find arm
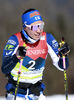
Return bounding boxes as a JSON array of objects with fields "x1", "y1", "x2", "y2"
[
  {"x1": 46, "y1": 33, "x2": 69, "y2": 71},
  {"x1": 1, "y1": 35, "x2": 19, "y2": 74}
]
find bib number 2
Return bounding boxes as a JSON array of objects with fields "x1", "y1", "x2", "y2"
[{"x1": 28, "y1": 60, "x2": 36, "y2": 70}]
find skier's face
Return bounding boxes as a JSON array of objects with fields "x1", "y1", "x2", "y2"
[{"x1": 24, "y1": 21, "x2": 44, "y2": 40}]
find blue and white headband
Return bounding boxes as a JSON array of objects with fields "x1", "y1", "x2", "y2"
[{"x1": 21, "y1": 10, "x2": 43, "y2": 28}]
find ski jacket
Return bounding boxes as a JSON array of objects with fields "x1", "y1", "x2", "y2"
[{"x1": 1, "y1": 31, "x2": 69, "y2": 84}]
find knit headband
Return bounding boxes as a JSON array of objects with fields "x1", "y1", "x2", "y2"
[{"x1": 21, "y1": 10, "x2": 43, "y2": 28}]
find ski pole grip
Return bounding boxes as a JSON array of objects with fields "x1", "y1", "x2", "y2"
[
  {"x1": 61, "y1": 37, "x2": 66, "y2": 69},
  {"x1": 63, "y1": 55, "x2": 66, "y2": 69},
  {"x1": 19, "y1": 59, "x2": 23, "y2": 72}
]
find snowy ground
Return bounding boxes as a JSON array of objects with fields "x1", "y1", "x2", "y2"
[{"x1": 0, "y1": 95, "x2": 74, "y2": 100}]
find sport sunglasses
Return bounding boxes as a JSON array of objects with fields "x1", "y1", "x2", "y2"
[{"x1": 24, "y1": 22, "x2": 44, "y2": 31}]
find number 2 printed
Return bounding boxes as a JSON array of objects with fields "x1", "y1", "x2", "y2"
[{"x1": 28, "y1": 60, "x2": 36, "y2": 70}]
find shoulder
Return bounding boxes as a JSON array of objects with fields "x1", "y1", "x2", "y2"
[
  {"x1": 6, "y1": 32, "x2": 21, "y2": 46},
  {"x1": 46, "y1": 33, "x2": 55, "y2": 45},
  {"x1": 42, "y1": 32, "x2": 53, "y2": 39},
  {"x1": 42, "y1": 32, "x2": 56, "y2": 44},
  {"x1": 46, "y1": 33, "x2": 55, "y2": 40},
  {"x1": 45, "y1": 33, "x2": 59, "y2": 55},
  {"x1": 14, "y1": 32, "x2": 21, "y2": 37}
]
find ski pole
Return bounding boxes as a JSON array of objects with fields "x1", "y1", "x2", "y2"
[
  {"x1": 14, "y1": 59, "x2": 23, "y2": 100},
  {"x1": 61, "y1": 37, "x2": 68, "y2": 100},
  {"x1": 63, "y1": 55, "x2": 68, "y2": 100}
]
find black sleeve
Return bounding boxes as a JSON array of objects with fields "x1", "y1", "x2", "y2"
[{"x1": 1, "y1": 54, "x2": 19, "y2": 74}]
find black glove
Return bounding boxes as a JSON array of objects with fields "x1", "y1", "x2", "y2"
[
  {"x1": 16, "y1": 46, "x2": 27, "y2": 58},
  {"x1": 59, "y1": 42, "x2": 70, "y2": 55}
]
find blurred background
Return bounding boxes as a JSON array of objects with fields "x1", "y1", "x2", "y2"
[{"x1": 0, "y1": 0, "x2": 74, "y2": 97}]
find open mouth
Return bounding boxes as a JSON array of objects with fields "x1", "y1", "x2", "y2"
[
  {"x1": 35, "y1": 34, "x2": 40, "y2": 36},
  {"x1": 35, "y1": 34, "x2": 41, "y2": 39},
  {"x1": 35, "y1": 32, "x2": 40, "y2": 36}
]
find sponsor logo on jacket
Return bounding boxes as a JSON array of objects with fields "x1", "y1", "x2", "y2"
[{"x1": 27, "y1": 49, "x2": 46, "y2": 55}]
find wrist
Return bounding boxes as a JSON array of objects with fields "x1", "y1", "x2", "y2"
[
  {"x1": 16, "y1": 53, "x2": 24, "y2": 59},
  {"x1": 12, "y1": 54, "x2": 20, "y2": 62}
]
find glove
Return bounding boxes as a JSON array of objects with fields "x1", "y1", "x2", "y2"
[
  {"x1": 59, "y1": 42, "x2": 70, "y2": 55},
  {"x1": 16, "y1": 46, "x2": 27, "y2": 59},
  {"x1": 58, "y1": 37, "x2": 70, "y2": 70},
  {"x1": 58, "y1": 37, "x2": 70, "y2": 56}
]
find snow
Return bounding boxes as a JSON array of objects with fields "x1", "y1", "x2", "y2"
[
  {"x1": 0, "y1": 94, "x2": 74, "y2": 100},
  {"x1": 46, "y1": 95, "x2": 74, "y2": 100}
]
